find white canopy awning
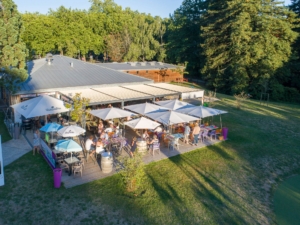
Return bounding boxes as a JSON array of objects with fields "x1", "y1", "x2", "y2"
[
  {"x1": 11, "y1": 95, "x2": 69, "y2": 119},
  {"x1": 154, "y1": 99, "x2": 195, "y2": 110},
  {"x1": 123, "y1": 84, "x2": 178, "y2": 97},
  {"x1": 59, "y1": 89, "x2": 120, "y2": 105},
  {"x1": 124, "y1": 117, "x2": 160, "y2": 130},
  {"x1": 92, "y1": 86, "x2": 153, "y2": 101},
  {"x1": 90, "y1": 107, "x2": 136, "y2": 120},
  {"x1": 176, "y1": 106, "x2": 228, "y2": 118},
  {"x1": 124, "y1": 102, "x2": 168, "y2": 115},
  {"x1": 145, "y1": 110, "x2": 198, "y2": 126}
]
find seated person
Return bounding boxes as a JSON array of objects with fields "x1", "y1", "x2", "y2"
[
  {"x1": 104, "y1": 124, "x2": 114, "y2": 133},
  {"x1": 98, "y1": 122, "x2": 104, "y2": 134},
  {"x1": 142, "y1": 130, "x2": 149, "y2": 140},
  {"x1": 114, "y1": 125, "x2": 120, "y2": 136},
  {"x1": 147, "y1": 135, "x2": 159, "y2": 149},
  {"x1": 90, "y1": 139, "x2": 105, "y2": 156},
  {"x1": 100, "y1": 131, "x2": 109, "y2": 140},
  {"x1": 85, "y1": 135, "x2": 96, "y2": 152}
]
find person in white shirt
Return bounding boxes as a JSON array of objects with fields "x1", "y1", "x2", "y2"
[
  {"x1": 85, "y1": 135, "x2": 95, "y2": 151},
  {"x1": 142, "y1": 130, "x2": 149, "y2": 140},
  {"x1": 100, "y1": 131, "x2": 109, "y2": 140}
]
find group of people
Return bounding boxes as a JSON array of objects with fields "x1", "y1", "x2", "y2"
[
  {"x1": 183, "y1": 122, "x2": 209, "y2": 146},
  {"x1": 129, "y1": 134, "x2": 159, "y2": 157},
  {"x1": 85, "y1": 135, "x2": 105, "y2": 157}
]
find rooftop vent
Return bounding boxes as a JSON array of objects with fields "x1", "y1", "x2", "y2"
[
  {"x1": 137, "y1": 62, "x2": 146, "y2": 66},
  {"x1": 70, "y1": 62, "x2": 73, "y2": 67},
  {"x1": 46, "y1": 53, "x2": 53, "y2": 65},
  {"x1": 128, "y1": 62, "x2": 137, "y2": 66},
  {"x1": 147, "y1": 61, "x2": 156, "y2": 66}
]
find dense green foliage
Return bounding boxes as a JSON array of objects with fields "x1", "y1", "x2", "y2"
[
  {"x1": 0, "y1": 0, "x2": 28, "y2": 92},
  {"x1": 13, "y1": 0, "x2": 300, "y2": 102},
  {"x1": 21, "y1": 0, "x2": 166, "y2": 62},
  {"x1": 201, "y1": 0, "x2": 298, "y2": 96}
]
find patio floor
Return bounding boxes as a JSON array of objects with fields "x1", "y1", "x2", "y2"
[{"x1": 24, "y1": 128, "x2": 221, "y2": 188}]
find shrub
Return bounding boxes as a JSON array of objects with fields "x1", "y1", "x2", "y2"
[
  {"x1": 117, "y1": 153, "x2": 145, "y2": 193},
  {"x1": 234, "y1": 91, "x2": 250, "y2": 109}
]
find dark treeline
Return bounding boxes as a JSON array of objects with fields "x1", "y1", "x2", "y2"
[{"x1": 17, "y1": 0, "x2": 300, "y2": 101}]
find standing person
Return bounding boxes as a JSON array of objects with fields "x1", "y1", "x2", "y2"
[
  {"x1": 192, "y1": 123, "x2": 201, "y2": 146},
  {"x1": 33, "y1": 130, "x2": 40, "y2": 155},
  {"x1": 184, "y1": 124, "x2": 191, "y2": 144},
  {"x1": 130, "y1": 137, "x2": 137, "y2": 157}
]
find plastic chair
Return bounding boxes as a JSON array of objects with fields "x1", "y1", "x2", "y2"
[
  {"x1": 151, "y1": 141, "x2": 160, "y2": 156},
  {"x1": 73, "y1": 165, "x2": 83, "y2": 177},
  {"x1": 60, "y1": 162, "x2": 69, "y2": 173},
  {"x1": 201, "y1": 130, "x2": 209, "y2": 142},
  {"x1": 169, "y1": 138, "x2": 180, "y2": 150},
  {"x1": 210, "y1": 130, "x2": 217, "y2": 140}
]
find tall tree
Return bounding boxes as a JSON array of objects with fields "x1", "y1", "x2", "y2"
[
  {"x1": 0, "y1": 0, "x2": 28, "y2": 92},
  {"x1": 166, "y1": 0, "x2": 207, "y2": 76},
  {"x1": 125, "y1": 14, "x2": 160, "y2": 61},
  {"x1": 201, "y1": 0, "x2": 298, "y2": 95}
]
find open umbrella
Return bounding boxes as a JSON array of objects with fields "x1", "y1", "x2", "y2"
[
  {"x1": 40, "y1": 122, "x2": 63, "y2": 140},
  {"x1": 55, "y1": 139, "x2": 82, "y2": 160},
  {"x1": 124, "y1": 102, "x2": 168, "y2": 115},
  {"x1": 124, "y1": 117, "x2": 160, "y2": 130},
  {"x1": 154, "y1": 99, "x2": 195, "y2": 110},
  {"x1": 145, "y1": 110, "x2": 198, "y2": 126},
  {"x1": 57, "y1": 125, "x2": 86, "y2": 137},
  {"x1": 90, "y1": 107, "x2": 136, "y2": 120},
  {"x1": 11, "y1": 95, "x2": 69, "y2": 119},
  {"x1": 176, "y1": 106, "x2": 228, "y2": 128}
]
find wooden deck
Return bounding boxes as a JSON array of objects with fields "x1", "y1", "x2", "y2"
[
  {"x1": 24, "y1": 127, "x2": 222, "y2": 188},
  {"x1": 60, "y1": 137, "x2": 221, "y2": 188}
]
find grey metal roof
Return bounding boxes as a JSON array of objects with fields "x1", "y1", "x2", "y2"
[
  {"x1": 98, "y1": 62, "x2": 181, "y2": 71},
  {"x1": 17, "y1": 55, "x2": 152, "y2": 94}
]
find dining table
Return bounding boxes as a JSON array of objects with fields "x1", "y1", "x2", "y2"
[
  {"x1": 203, "y1": 125, "x2": 218, "y2": 131},
  {"x1": 64, "y1": 157, "x2": 80, "y2": 176}
]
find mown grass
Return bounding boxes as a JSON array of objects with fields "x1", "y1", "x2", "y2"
[
  {"x1": 274, "y1": 175, "x2": 300, "y2": 225},
  {"x1": 0, "y1": 94, "x2": 299, "y2": 224},
  {"x1": 0, "y1": 112, "x2": 12, "y2": 143}
]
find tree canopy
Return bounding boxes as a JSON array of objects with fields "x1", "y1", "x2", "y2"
[{"x1": 0, "y1": 0, "x2": 28, "y2": 92}]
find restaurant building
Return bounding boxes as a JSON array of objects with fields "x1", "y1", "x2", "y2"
[{"x1": 2, "y1": 55, "x2": 204, "y2": 121}]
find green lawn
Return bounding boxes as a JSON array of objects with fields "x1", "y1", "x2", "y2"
[
  {"x1": 0, "y1": 112, "x2": 12, "y2": 143},
  {"x1": 274, "y1": 175, "x2": 300, "y2": 225},
  {"x1": 0, "y1": 94, "x2": 300, "y2": 224}
]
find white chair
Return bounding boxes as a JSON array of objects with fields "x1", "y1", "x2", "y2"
[
  {"x1": 60, "y1": 162, "x2": 69, "y2": 173},
  {"x1": 201, "y1": 130, "x2": 209, "y2": 142},
  {"x1": 210, "y1": 130, "x2": 217, "y2": 140},
  {"x1": 73, "y1": 165, "x2": 83, "y2": 177},
  {"x1": 151, "y1": 141, "x2": 160, "y2": 156},
  {"x1": 169, "y1": 138, "x2": 180, "y2": 151}
]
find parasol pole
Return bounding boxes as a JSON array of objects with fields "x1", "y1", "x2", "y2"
[{"x1": 220, "y1": 115, "x2": 223, "y2": 129}]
